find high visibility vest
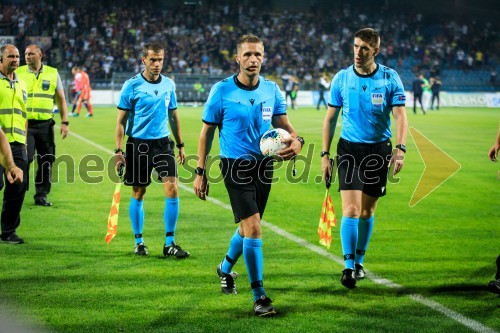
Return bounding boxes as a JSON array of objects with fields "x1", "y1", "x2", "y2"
[
  {"x1": 0, "y1": 74, "x2": 27, "y2": 143},
  {"x1": 16, "y1": 65, "x2": 58, "y2": 120}
]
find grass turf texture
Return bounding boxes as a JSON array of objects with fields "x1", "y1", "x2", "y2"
[{"x1": 0, "y1": 106, "x2": 498, "y2": 332}]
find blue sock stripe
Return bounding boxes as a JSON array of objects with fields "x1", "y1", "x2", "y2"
[
  {"x1": 344, "y1": 254, "x2": 355, "y2": 261},
  {"x1": 164, "y1": 197, "x2": 179, "y2": 245},
  {"x1": 251, "y1": 280, "x2": 264, "y2": 289},
  {"x1": 340, "y1": 216, "x2": 359, "y2": 269},
  {"x1": 356, "y1": 216, "x2": 375, "y2": 265},
  {"x1": 221, "y1": 228, "x2": 244, "y2": 273},
  {"x1": 129, "y1": 198, "x2": 144, "y2": 245},
  {"x1": 225, "y1": 255, "x2": 236, "y2": 265},
  {"x1": 243, "y1": 237, "x2": 265, "y2": 300}
]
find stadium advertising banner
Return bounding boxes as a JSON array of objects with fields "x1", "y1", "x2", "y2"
[
  {"x1": 91, "y1": 89, "x2": 500, "y2": 108},
  {"x1": 0, "y1": 35, "x2": 15, "y2": 45},
  {"x1": 25, "y1": 36, "x2": 52, "y2": 52},
  {"x1": 312, "y1": 91, "x2": 500, "y2": 108},
  {"x1": 438, "y1": 92, "x2": 500, "y2": 108}
]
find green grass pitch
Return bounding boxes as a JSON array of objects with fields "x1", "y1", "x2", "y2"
[{"x1": 0, "y1": 106, "x2": 498, "y2": 332}]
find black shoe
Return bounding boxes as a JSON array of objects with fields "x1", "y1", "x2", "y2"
[
  {"x1": 163, "y1": 242, "x2": 190, "y2": 259},
  {"x1": 487, "y1": 279, "x2": 500, "y2": 295},
  {"x1": 35, "y1": 198, "x2": 52, "y2": 206},
  {"x1": 134, "y1": 243, "x2": 148, "y2": 256},
  {"x1": 216, "y1": 262, "x2": 238, "y2": 294},
  {"x1": 253, "y1": 295, "x2": 276, "y2": 317},
  {"x1": 355, "y1": 264, "x2": 366, "y2": 279},
  {"x1": 341, "y1": 269, "x2": 357, "y2": 289},
  {"x1": 0, "y1": 232, "x2": 24, "y2": 244}
]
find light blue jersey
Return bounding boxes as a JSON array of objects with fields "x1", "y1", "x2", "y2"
[
  {"x1": 328, "y1": 63, "x2": 406, "y2": 143},
  {"x1": 117, "y1": 73, "x2": 177, "y2": 139},
  {"x1": 203, "y1": 75, "x2": 287, "y2": 159}
]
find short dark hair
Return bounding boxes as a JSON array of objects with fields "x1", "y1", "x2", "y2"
[
  {"x1": 354, "y1": 28, "x2": 380, "y2": 48},
  {"x1": 236, "y1": 34, "x2": 264, "y2": 53},
  {"x1": 142, "y1": 42, "x2": 163, "y2": 58}
]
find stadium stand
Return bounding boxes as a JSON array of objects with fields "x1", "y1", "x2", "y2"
[{"x1": 1, "y1": 0, "x2": 498, "y2": 101}]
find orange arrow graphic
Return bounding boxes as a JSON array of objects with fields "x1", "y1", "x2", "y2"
[{"x1": 409, "y1": 127, "x2": 461, "y2": 207}]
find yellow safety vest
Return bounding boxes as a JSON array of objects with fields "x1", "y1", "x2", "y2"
[
  {"x1": 0, "y1": 74, "x2": 27, "y2": 143},
  {"x1": 16, "y1": 65, "x2": 58, "y2": 120}
]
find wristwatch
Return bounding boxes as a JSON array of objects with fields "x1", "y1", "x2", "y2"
[
  {"x1": 320, "y1": 151, "x2": 330, "y2": 157},
  {"x1": 176, "y1": 142, "x2": 185, "y2": 148},
  {"x1": 114, "y1": 148, "x2": 123, "y2": 154},
  {"x1": 61, "y1": 121, "x2": 69, "y2": 126},
  {"x1": 194, "y1": 167, "x2": 205, "y2": 176},
  {"x1": 295, "y1": 136, "x2": 305, "y2": 147},
  {"x1": 396, "y1": 144, "x2": 406, "y2": 153}
]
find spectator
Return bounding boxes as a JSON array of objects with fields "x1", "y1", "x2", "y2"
[
  {"x1": 412, "y1": 73, "x2": 426, "y2": 115},
  {"x1": 430, "y1": 76, "x2": 442, "y2": 110},
  {"x1": 2, "y1": 1, "x2": 498, "y2": 81},
  {"x1": 316, "y1": 72, "x2": 329, "y2": 110}
]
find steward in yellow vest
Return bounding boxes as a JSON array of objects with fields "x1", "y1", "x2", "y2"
[
  {"x1": 15, "y1": 44, "x2": 69, "y2": 207},
  {"x1": 0, "y1": 44, "x2": 29, "y2": 244},
  {"x1": 0, "y1": 69, "x2": 27, "y2": 143},
  {"x1": 17, "y1": 64, "x2": 58, "y2": 121}
]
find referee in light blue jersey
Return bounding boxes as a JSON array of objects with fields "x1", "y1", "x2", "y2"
[
  {"x1": 114, "y1": 42, "x2": 189, "y2": 259},
  {"x1": 321, "y1": 28, "x2": 408, "y2": 289},
  {"x1": 193, "y1": 34, "x2": 304, "y2": 317}
]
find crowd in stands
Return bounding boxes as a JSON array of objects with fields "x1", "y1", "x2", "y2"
[{"x1": 0, "y1": 0, "x2": 498, "y2": 88}]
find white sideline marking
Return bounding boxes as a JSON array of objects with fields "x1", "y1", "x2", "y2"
[
  {"x1": 409, "y1": 294, "x2": 497, "y2": 333},
  {"x1": 69, "y1": 129, "x2": 497, "y2": 333}
]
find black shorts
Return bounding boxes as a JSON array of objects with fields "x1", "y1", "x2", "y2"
[
  {"x1": 124, "y1": 136, "x2": 177, "y2": 187},
  {"x1": 220, "y1": 157, "x2": 274, "y2": 223},
  {"x1": 336, "y1": 138, "x2": 392, "y2": 197}
]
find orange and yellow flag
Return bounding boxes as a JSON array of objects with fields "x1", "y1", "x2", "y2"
[
  {"x1": 318, "y1": 189, "x2": 337, "y2": 248},
  {"x1": 105, "y1": 182, "x2": 122, "y2": 244}
]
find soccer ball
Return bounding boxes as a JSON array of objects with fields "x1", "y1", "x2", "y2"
[{"x1": 259, "y1": 128, "x2": 291, "y2": 157}]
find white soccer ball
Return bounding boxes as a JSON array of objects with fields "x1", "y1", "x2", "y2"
[{"x1": 259, "y1": 128, "x2": 291, "y2": 157}]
